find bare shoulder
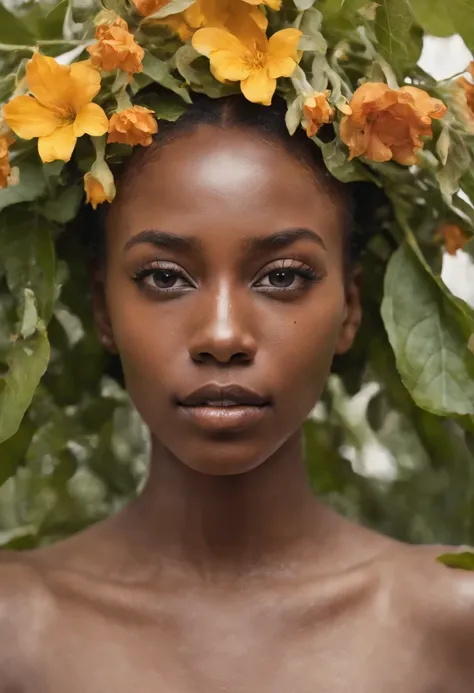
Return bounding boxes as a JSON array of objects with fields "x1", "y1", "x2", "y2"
[
  {"x1": 389, "y1": 542, "x2": 474, "y2": 675},
  {"x1": 0, "y1": 550, "x2": 56, "y2": 676}
]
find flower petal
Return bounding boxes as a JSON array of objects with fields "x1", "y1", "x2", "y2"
[
  {"x1": 26, "y1": 53, "x2": 72, "y2": 112},
  {"x1": 268, "y1": 56, "x2": 297, "y2": 79},
  {"x1": 241, "y1": 69, "x2": 276, "y2": 106},
  {"x1": 210, "y1": 50, "x2": 251, "y2": 81},
  {"x1": 192, "y1": 27, "x2": 245, "y2": 58},
  {"x1": 364, "y1": 130, "x2": 393, "y2": 162},
  {"x1": 3, "y1": 95, "x2": 62, "y2": 139},
  {"x1": 38, "y1": 124, "x2": 77, "y2": 163},
  {"x1": 74, "y1": 102, "x2": 108, "y2": 137},
  {"x1": 70, "y1": 60, "x2": 102, "y2": 112},
  {"x1": 268, "y1": 28, "x2": 301, "y2": 61},
  {"x1": 399, "y1": 85, "x2": 447, "y2": 119}
]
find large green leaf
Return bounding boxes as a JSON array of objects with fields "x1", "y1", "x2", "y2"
[
  {"x1": 409, "y1": 0, "x2": 455, "y2": 37},
  {"x1": 381, "y1": 243, "x2": 474, "y2": 417},
  {"x1": 0, "y1": 162, "x2": 47, "y2": 214},
  {"x1": 0, "y1": 209, "x2": 56, "y2": 323},
  {"x1": 0, "y1": 314, "x2": 50, "y2": 445},
  {"x1": 375, "y1": 0, "x2": 422, "y2": 69},
  {"x1": 449, "y1": 0, "x2": 474, "y2": 52}
]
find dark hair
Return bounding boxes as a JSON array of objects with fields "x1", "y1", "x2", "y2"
[{"x1": 80, "y1": 93, "x2": 388, "y2": 280}]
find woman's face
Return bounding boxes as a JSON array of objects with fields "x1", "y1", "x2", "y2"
[{"x1": 97, "y1": 126, "x2": 361, "y2": 475}]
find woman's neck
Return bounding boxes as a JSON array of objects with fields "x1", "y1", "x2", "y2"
[{"x1": 122, "y1": 431, "x2": 342, "y2": 579}]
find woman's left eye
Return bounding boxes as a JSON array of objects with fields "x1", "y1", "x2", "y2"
[
  {"x1": 255, "y1": 264, "x2": 318, "y2": 291},
  {"x1": 133, "y1": 265, "x2": 192, "y2": 293}
]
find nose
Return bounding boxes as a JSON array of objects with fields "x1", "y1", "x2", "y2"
[{"x1": 188, "y1": 281, "x2": 257, "y2": 366}]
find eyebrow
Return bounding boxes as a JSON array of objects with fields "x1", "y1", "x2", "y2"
[
  {"x1": 123, "y1": 227, "x2": 326, "y2": 254},
  {"x1": 244, "y1": 227, "x2": 327, "y2": 253},
  {"x1": 124, "y1": 230, "x2": 202, "y2": 253}
]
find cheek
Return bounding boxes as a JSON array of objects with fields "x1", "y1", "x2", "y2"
[
  {"x1": 104, "y1": 276, "x2": 174, "y2": 388},
  {"x1": 270, "y1": 282, "x2": 346, "y2": 404}
]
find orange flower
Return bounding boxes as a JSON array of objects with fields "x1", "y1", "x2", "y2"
[
  {"x1": 457, "y1": 63, "x2": 474, "y2": 116},
  {"x1": 3, "y1": 53, "x2": 108, "y2": 163},
  {"x1": 108, "y1": 105, "x2": 158, "y2": 146},
  {"x1": 84, "y1": 172, "x2": 115, "y2": 209},
  {"x1": 436, "y1": 224, "x2": 470, "y2": 256},
  {"x1": 302, "y1": 91, "x2": 335, "y2": 138},
  {"x1": 0, "y1": 133, "x2": 14, "y2": 189},
  {"x1": 88, "y1": 16, "x2": 144, "y2": 75},
  {"x1": 132, "y1": 0, "x2": 169, "y2": 17},
  {"x1": 340, "y1": 83, "x2": 447, "y2": 165}
]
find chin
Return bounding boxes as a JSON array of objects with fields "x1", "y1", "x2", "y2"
[{"x1": 172, "y1": 437, "x2": 281, "y2": 476}]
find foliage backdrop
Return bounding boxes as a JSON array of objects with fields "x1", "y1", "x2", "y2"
[{"x1": 0, "y1": 0, "x2": 474, "y2": 550}]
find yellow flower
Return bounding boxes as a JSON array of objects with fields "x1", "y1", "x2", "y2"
[
  {"x1": 157, "y1": 0, "x2": 267, "y2": 40},
  {"x1": 84, "y1": 172, "x2": 114, "y2": 209},
  {"x1": 0, "y1": 133, "x2": 14, "y2": 189},
  {"x1": 340, "y1": 82, "x2": 446, "y2": 165},
  {"x1": 302, "y1": 91, "x2": 335, "y2": 138},
  {"x1": 3, "y1": 53, "x2": 108, "y2": 163},
  {"x1": 192, "y1": 26, "x2": 302, "y2": 106},
  {"x1": 108, "y1": 105, "x2": 158, "y2": 146},
  {"x1": 241, "y1": 0, "x2": 281, "y2": 9},
  {"x1": 87, "y1": 16, "x2": 144, "y2": 75},
  {"x1": 435, "y1": 223, "x2": 470, "y2": 256}
]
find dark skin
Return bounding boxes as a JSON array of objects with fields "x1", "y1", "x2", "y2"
[{"x1": 1, "y1": 126, "x2": 474, "y2": 692}]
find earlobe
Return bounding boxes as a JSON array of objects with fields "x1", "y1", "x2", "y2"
[{"x1": 90, "y1": 266, "x2": 118, "y2": 354}]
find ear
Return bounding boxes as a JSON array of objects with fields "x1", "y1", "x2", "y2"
[
  {"x1": 90, "y1": 266, "x2": 118, "y2": 354},
  {"x1": 334, "y1": 268, "x2": 362, "y2": 356}
]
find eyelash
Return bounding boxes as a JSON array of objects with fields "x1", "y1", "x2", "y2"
[{"x1": 132, "y1": 259, "x2": 321, "y2": 295}]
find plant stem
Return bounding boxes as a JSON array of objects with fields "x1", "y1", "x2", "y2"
[{"x1": 0, "y1": 40, "x2": 88, "y2": 52}]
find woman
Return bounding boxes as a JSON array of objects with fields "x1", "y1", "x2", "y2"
[
  {"x1": 1, "y1": 0, "x2": 474, "y2": 687},
  {"x1": 1, "y1": 91, "x2": 474, "y2": 692}
]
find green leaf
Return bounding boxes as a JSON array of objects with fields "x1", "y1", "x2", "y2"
[
  {"x1": 0, "y1": 74, "x2": 16, "y2": 103},
  {"x1": 448, "y1": 0, "x2": 474, "y2": 52},
  {"x1": 437, "y1": 551, "x2": 474, "y2": 570},
  {"x1": 0, "y1": 162, "x2": 47, "y2": 213},
  {"x1": 381, "y1": 243, "x2": 474, "y2": 417},
  {"x1": 375, "y1": 0, "x2": 421, "y2": 68},
  {"x1": 39, "y1": 0, "x2": 69, "y2": 40},
  {"x1": 437, "y1": 130, "x2": 471, "y2": 204},
  {"x1": 0, "y1": 209, "x2": 56, "y2": 324},
  {"x1": 40, "y1": 185, "x2": 83, "y2": 224},
  {"x1": 146, "y1": 0, "x2": 194, "y2": 19},
  {"x1": 285, "y1": 96, "x2": 304, "y2": 136},
  {"x1": 137, "y1": 91, "x2": 187, "y2": 122},
  {"x1": 0, "y1": 3, "x2": 34, "y2": 44},
  {"x1": 294, "y1": 0, "x2": 317, "y2": 11},
  {"x1": 317, "y1": 138, "x2": 376, "y2": 183},
  {"x1": 436, "y1": 126, "x2": 450, "y2": 167},
  {"x1": 0, "y1": 418, "x2": 35, "y2": 486},
  {"x1": 0, "y1": 325, "x2": 50, "y2": 445},
  {"x1": 409, "y1": 0, "x2": 455, "y2": 37},
  {"x1": 142, "y1": 50, "x2": 192, "y2": 104},
  {"x1": 321, "y1": 0, "x2": 368, "y2": 17}
]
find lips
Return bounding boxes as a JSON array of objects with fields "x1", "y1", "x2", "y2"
[
  {"x1": 176, "y1": 384, "x2": 271, "y2": 432},
  {"x1": 178, "y1": 384, "x2": 270, "y2": 408}
]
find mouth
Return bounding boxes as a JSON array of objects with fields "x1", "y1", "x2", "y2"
[{"x1": 176, "y1": 384, "x2": 271, "y2": 432}]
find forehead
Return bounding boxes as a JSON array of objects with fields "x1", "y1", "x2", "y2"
[{"x1": 107, "y1": 127, "x2": 344, "y2": 252}]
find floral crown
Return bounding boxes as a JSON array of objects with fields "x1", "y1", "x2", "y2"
[{"x1": 0, "y1": 0, "x2": 473, "y2": 453}]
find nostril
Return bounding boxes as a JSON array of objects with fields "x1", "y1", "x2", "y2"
[{"x1": 192, "y1": 351, "x2": 253, "y2": 365}]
